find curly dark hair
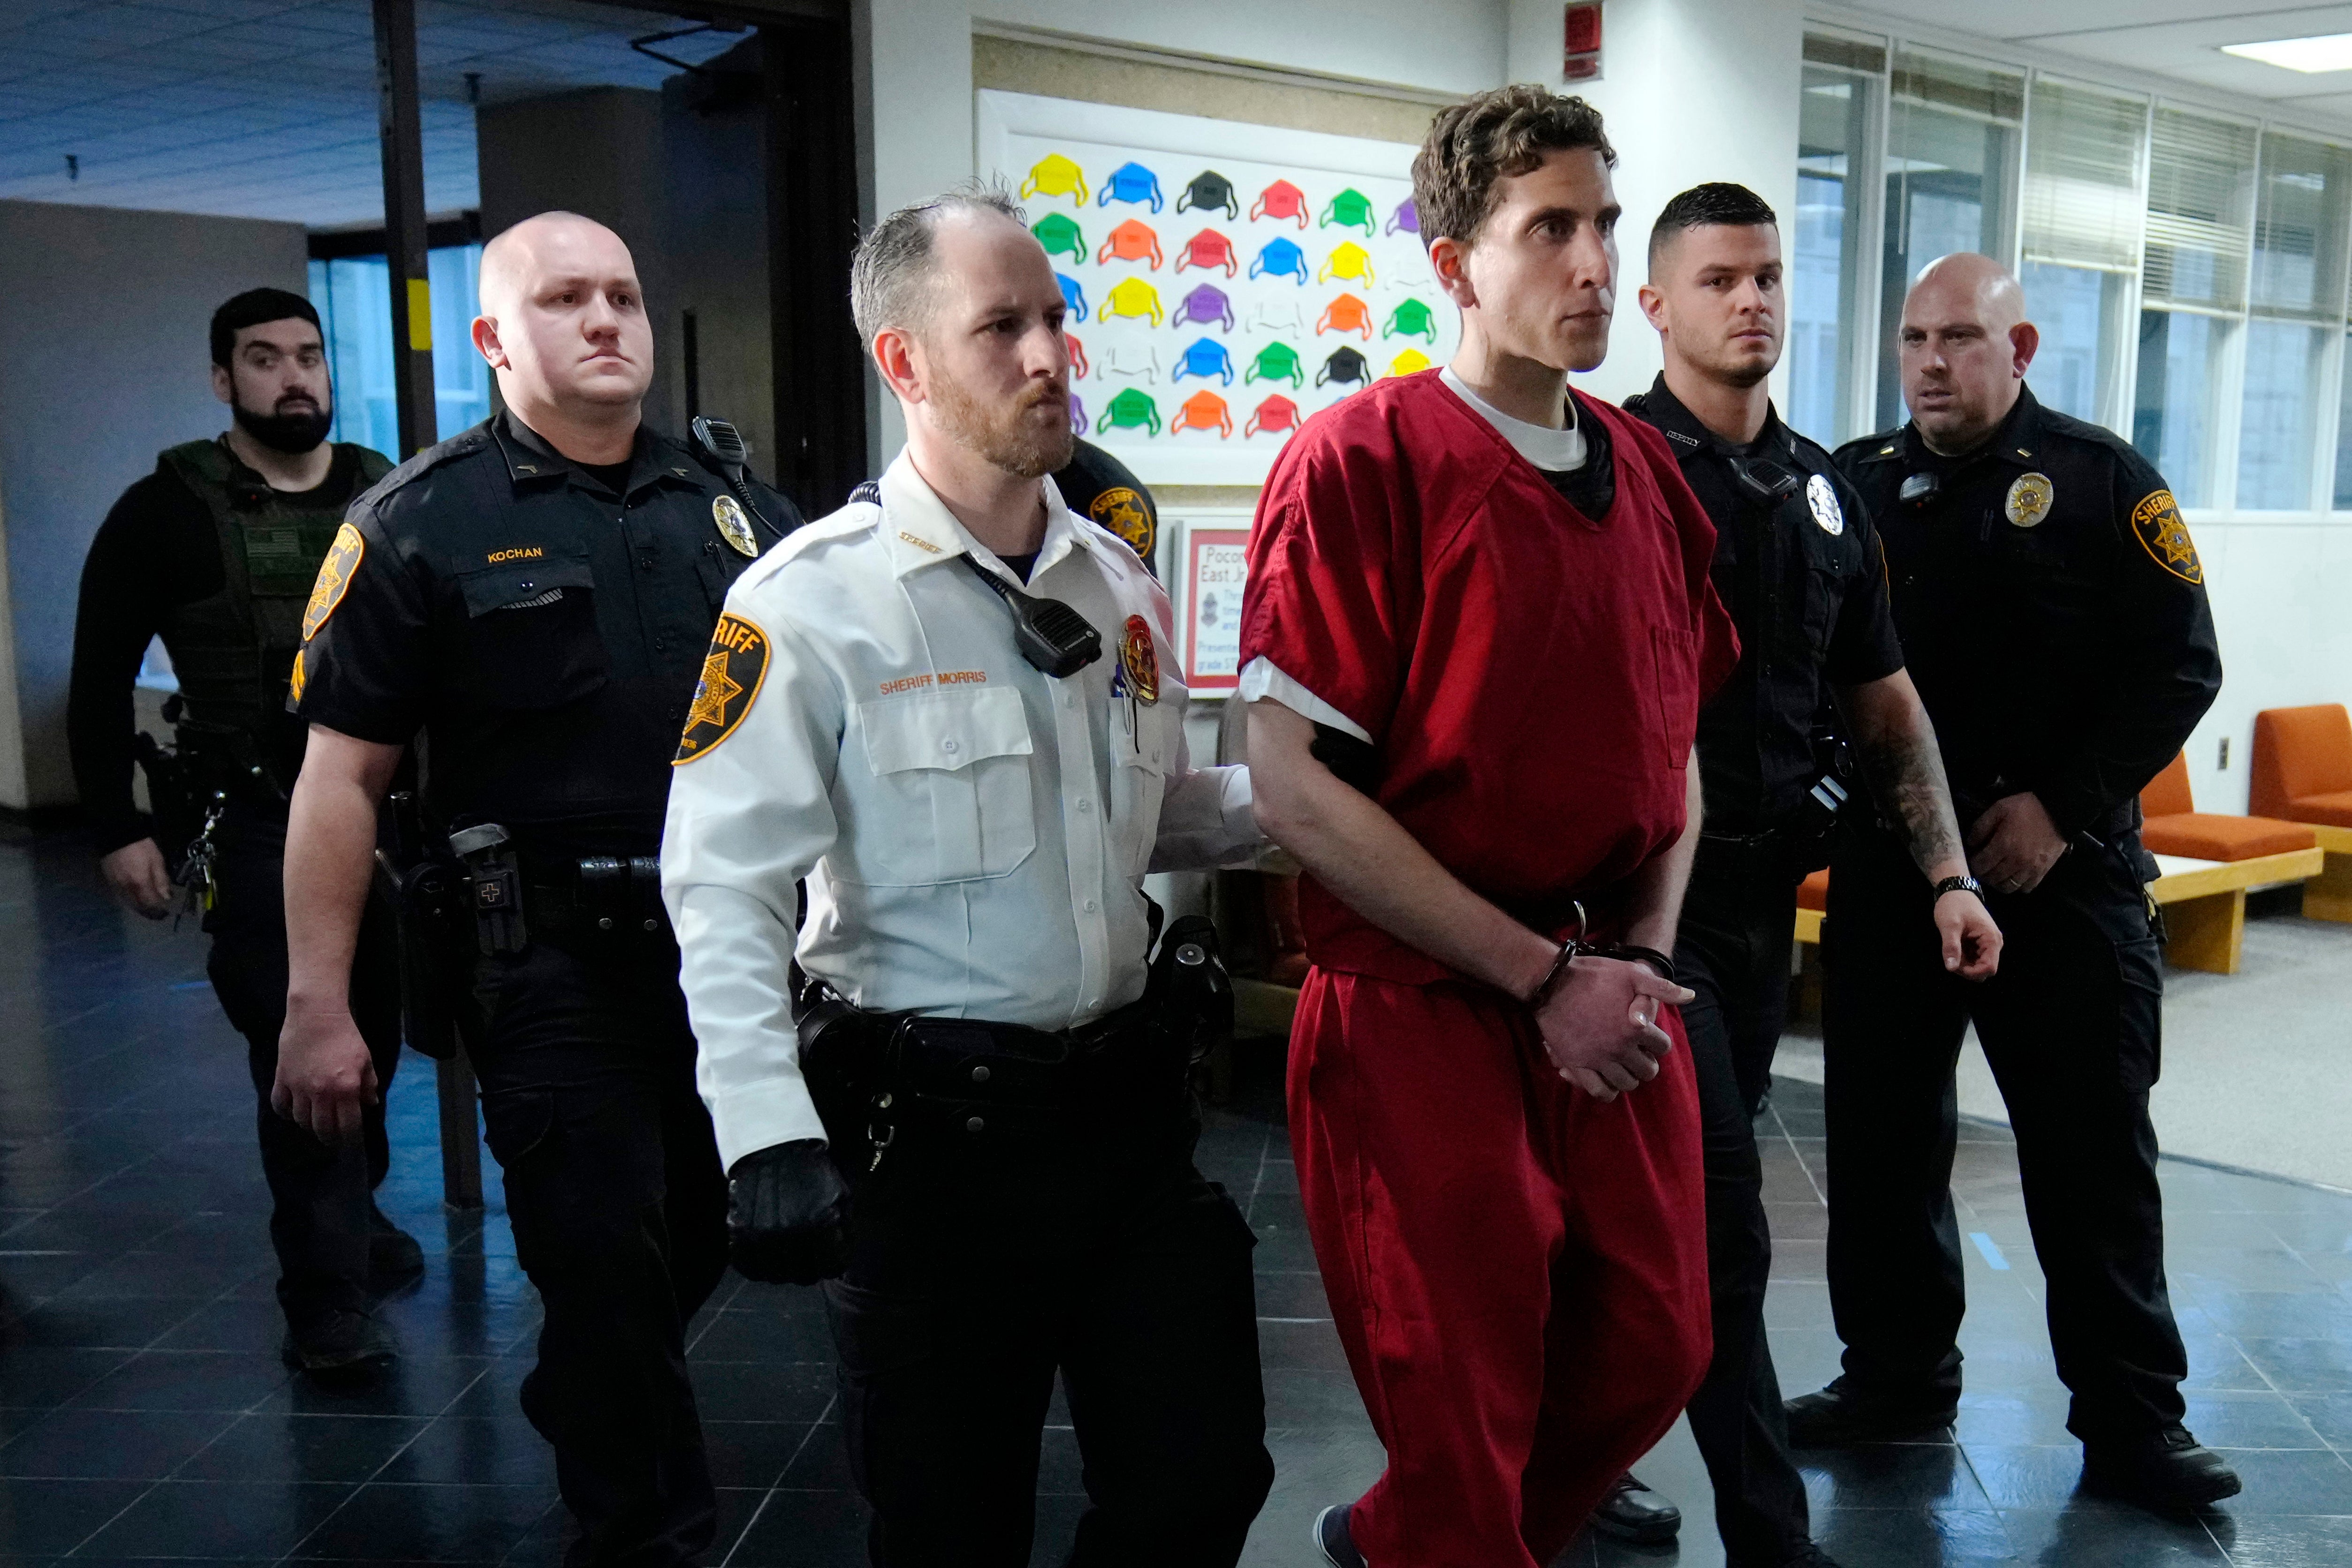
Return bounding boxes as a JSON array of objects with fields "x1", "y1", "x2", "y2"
[{"x1": 1411, "y1": 85, "x2": 1616, "y2": 248}]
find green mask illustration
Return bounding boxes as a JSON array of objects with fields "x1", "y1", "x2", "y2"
[
  {"x1": 1321, "y1": 188, "x2": 1376, "y2": 234},
  {"x1": 1032, "y1": 212, "x2": 1086, "y2": 262},
  {"x1": 1384, "y1": 297, "x2": 1437, "y2": 341},
  {"x1": 1104, "y1": 388, "x2": 1163, "y2": 434},
  {"x1": 1246, "y1": 341, "x2": 1305, "y2": 388}
]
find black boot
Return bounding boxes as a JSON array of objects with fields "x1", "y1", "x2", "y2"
[
  {"x1": 1591, "y1": 1472, "x2": 1682, "y2": 1544},
  {"x1": 368, "y1": 1204, "x2": 425, "y2": 1295},
  {"x1": 282, "y1": 1308, "x2": 395, "y2": 1379},
  {"x1": 1785, "y1": 1376, "x2": 1957, "y2": 1447},
  {"x1": 2081, "y1": 1425, "x2": 2241, "y2": 1511}
]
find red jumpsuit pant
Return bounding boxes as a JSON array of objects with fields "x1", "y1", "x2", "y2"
[{"x1": 1289, "y1": 968, "x2": 1712, "y2": 1568}]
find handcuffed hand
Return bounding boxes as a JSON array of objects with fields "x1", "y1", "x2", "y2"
[
  {"x1": 1533, "y1": 955, "x2": 1694, "y2": 1102},
  {"x1": 726, "y1": 1140, "x2": 852, "y2": 1285}
]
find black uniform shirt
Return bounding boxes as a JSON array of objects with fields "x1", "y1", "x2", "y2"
[
  {"x1": 68, "y1": 445, "x2": 370, "y2": 855},
  {"x1": 1626, "y1": 377, "x2": 1904, "y2": 833},
  {"x1": 1051, "y1": 438, "x2": 1161, "y2": 570},
  {"x1": 1834, "y1": 386, "x2": 2222, "y2": 839},
  {"x1": 293, "y1": 410, "x2": 800, "y2": 856}
]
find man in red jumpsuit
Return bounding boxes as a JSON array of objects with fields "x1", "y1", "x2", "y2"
[{"x1": 1241, "y1": 86, "x2": 1738, "y2": 1568}]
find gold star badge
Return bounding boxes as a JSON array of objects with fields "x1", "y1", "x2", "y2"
[
  {"x1": 675, "y1": 613, "x2": 770, "y2": 762},
  {"x1": 687, "y1": 651, "x2": 741, "y2": 731}
]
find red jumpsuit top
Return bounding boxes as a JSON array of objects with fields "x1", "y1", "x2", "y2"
[{"x1": 1240, "y1": 371, "x2": 1738, "y2": 985}]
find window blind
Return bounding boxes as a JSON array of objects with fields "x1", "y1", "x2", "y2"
[
  {"x1": 2143, "y1": 107, "x2": 2256, "y2": 311},
  {"x1": 2022, "y1": 78, "x2": 2147, "y2": 274},
  {"x1": 1891, "y1": 48, "x2": 2023, "y2": 127},
  {"x1": 2249, "y1": 132, "x2": 2352, "y2": 321}
]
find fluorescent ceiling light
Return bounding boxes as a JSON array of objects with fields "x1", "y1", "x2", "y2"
[{"x1": 2223, "y1": 33, "x2": 2352, "y2": 73}]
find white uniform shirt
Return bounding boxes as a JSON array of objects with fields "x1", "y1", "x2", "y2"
[{"x1": 661, "y1": 453, "x2": 1261, "y2": 1169}]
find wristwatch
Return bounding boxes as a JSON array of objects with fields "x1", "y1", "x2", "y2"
[{"x1": 1932, "y1": 874, "x2": 1986, "y2": 901}]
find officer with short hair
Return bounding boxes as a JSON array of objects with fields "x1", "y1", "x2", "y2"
[
  {"x1": 660, "y1": 186, "x2": 1273, "y2": 1564},
  {"x1": 67, "y1": 287, "x2": 416, "y2": 1378},
  {"x1": 1793, "y1": 251, "x2": 2233, "y2": 1511},
  {"x1": 274, "y1": 212, "x2": 800, "y2": 1562},
  {"x1": 1620, "y1": 184, "x2": 2000, "y2": 1568}
]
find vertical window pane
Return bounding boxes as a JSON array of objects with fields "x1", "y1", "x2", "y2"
[
  {"x1": 2238, "y1": 319, "x2": 2326, "y2": 508},
  {"x1": 1793, "y1": 61, "x2": 1876, "y2": 443},
  {"x1": 311, "y1": 244, "x2": 487, "y2": 459},
  {"x1": 2024, "y1": 262, "x2": 2131, "y2": 426},
  {"x1": 2141, "y1": 108, "x2": 2256, "y2": 313},
  {"x1": 1876, "y1": 50, "x2": 2023, "y2": 431},
  {"x1": 2244, "y1": 135, "x2": 2351, "y2": 511},
  {"x1": 2333, "y1": 331, "x2": 2352, "y2": 507},
  {"x1": 2021, "y1": 78, "x2": 2147, "y2": 431},
  {"x1": 2133, "y1": 310, "x2": 2231, "y2": 508}
]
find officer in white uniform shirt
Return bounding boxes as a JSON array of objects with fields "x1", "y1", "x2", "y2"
[{"x1": 660, "y1": 187, "x2": 1274, "y2": 1566}]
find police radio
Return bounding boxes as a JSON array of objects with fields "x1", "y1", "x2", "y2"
[
  {"x1": 961, "y1": 556, "x2": 1103, "y2": 679},
  {"x1": 690, "y1": 416, "x2": 781, "y2": 540}
]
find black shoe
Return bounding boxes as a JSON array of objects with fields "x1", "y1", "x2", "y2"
[
  {"x1": 367, "y1": 1206, "x2": 425, "y2": 1295},
  {"x1": 2081, "y1": 1425, "x2": 2242, "y2": 1511},
  {"x1": 1591, "y1": 1472, "x2": 1681, "y2": 1545},
  {"x1": 1312, "y1": 1502, "x2": 1366, "y2": 1568},
  {"x1": 1785, "y1": 1377, "x2": 1957, "y2": 1447},
  {"x1": 281, "y1": 1308, "x2": 395, "y2": 1379}
]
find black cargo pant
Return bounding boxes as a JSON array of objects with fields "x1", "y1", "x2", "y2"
[
  {"x1": 203, "y1": 810, "x2": 405, "y2": 1329},
  {"x1": 1821, "y1": 823, "x2": 2188, "y2": 1443},
  {"x1": 825, "y1": 1114, "x2": 1273, "y2": 1567},
  {"x1": 1673, "y1": 834, "x2": 1814, "y2": 1566},
  {"x1": 470, "y1": 930, "x2": 731, "y2": 1566}
]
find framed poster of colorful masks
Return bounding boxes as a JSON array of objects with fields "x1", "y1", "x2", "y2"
[{"x1": 979, "y1": 90, "x2": 1455, "y2": 485}]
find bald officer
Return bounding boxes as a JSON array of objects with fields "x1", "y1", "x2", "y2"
[
  {"x1": 1794, "y1": 254, "x2": 2231, "y2": 1512},
  {"x1": 276, "y1": 211, "x2": 801, "y2": 1562}
]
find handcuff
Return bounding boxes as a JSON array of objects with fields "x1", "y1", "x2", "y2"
[{"x1": 1525, "y1": 901, "x2": 1679, "y2": 1009}]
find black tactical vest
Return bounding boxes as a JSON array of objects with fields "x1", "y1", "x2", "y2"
[{"x1": 153, "y1": 438, "x2": 390, "y2": 780}]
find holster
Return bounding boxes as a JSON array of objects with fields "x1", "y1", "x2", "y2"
[
  {"x1": 372, "y1": 792, "x2": 469, "y2": 1061},
  {"x1": 133, "y1": 732, "x2": 202, "y2": 877}
]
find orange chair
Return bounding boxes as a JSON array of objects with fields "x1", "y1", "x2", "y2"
[
  {"x1": 2138, "y1": 752, "x2": 2317, "y2": 861},
  {"x1": 2250, "y1": 704, "x2": 2352, "y2": 922},
  {"x1": 2136, "y1": 751, "x2": 2325, "y2": 972},
  {"x1": 1794, "y1": 867, "x2": 1829, "y2": 947}
]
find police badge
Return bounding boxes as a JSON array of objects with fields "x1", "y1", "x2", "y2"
[
  {"x1": 1806, "y1": 473, "x2": 1844, "y2": 537},
  {"x1": 712, "y1": 493, "x2": 759, "y2": 558},
  {"x1": 2005, "y1": 472, "x2": 2054, "y2": 529}
]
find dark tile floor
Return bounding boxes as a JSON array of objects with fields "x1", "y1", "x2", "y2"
[{"x1": 1, "y1": 817, "x2": 2349, "y2": 1564}]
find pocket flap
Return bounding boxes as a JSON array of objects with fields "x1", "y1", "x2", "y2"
[
  {"x1": 860, "y1": 686, "x2": 1033, "y2": 775},
  {"x1": 458, "y1": 555, "x2": 595, "y2": 617}
]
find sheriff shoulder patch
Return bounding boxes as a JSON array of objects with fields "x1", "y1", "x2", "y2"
[
  {"x1": 302, "y1": 522, "x2": 364, "y2": 641},
  {"x1": 2131, "y1": 489, "x2": 2202, "y2": 584},
  {"x1": 675, "y1": 613, "x2": 771, "y2": 764},
  {"x1": 1088, "y1": 485, "x2": 1155, "y2": 560}
]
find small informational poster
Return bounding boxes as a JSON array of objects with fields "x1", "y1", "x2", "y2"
[{"x1": 1184, "y1": 527, "x2": 1250, "y2": 691}]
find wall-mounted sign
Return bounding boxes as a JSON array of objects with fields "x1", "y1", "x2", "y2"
[{"x1": 1182, "y1": 525, "x2": 1251, "y2": 691}]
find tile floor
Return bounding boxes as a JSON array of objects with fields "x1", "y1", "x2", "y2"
[{"x1": 1, "y1": 819, "x2": 2349, "y2": 1565}]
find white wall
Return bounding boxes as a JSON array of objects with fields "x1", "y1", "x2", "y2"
[
  {"x1": 0, "y1": 200, "x2": 309, "y2": 811},
  {"x1": 1508, "y1": 0, "x2": 1807, "y2": 408}
]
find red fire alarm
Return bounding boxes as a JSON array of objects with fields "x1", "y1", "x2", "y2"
[{"x1": 1565, "y1": 2, "x2": 1602, "y2": 81}]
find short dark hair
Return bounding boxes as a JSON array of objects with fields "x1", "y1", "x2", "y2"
[
  {"x1": 1647, "y1": 182, "x2": 1778, "y2": 273},
  {"x1": 211, "y1": 288, "x2": 322, "y2": 368},
  {"x1": 1411, "y1": 85, "x2": 1616, "y2": 248}
]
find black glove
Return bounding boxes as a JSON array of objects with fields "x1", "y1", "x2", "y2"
[{"x1": 725, "y1": 1139, "x2": 851, "y2": 1285}]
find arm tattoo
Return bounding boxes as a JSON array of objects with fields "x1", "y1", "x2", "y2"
[{"x1": 1856, "y1": 720, "x2": 1964, "y2": 873}]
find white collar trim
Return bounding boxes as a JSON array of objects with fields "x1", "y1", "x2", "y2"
[{"x1": 1440, "y1": 367, "x2": 1588, "y2": 473}]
